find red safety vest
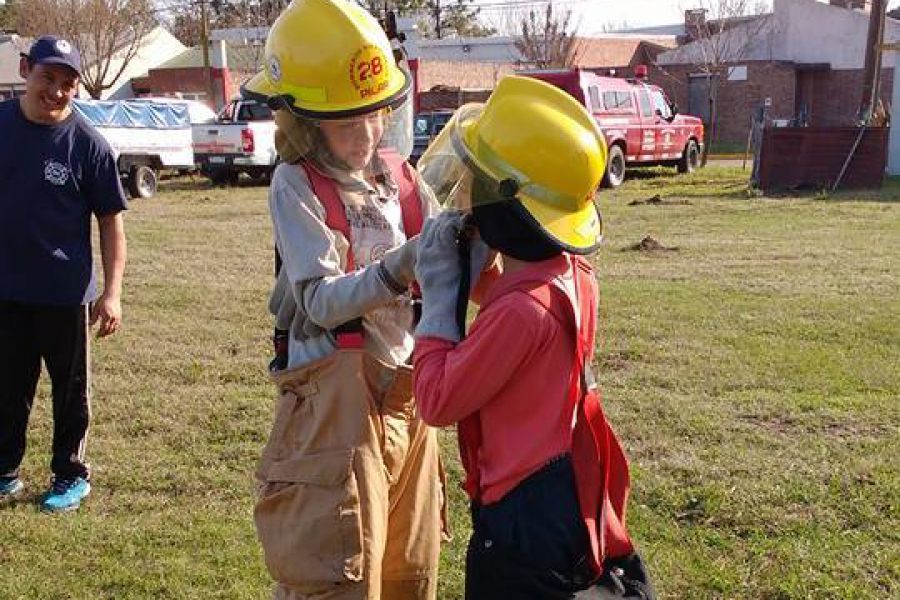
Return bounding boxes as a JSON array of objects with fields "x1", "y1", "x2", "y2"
[
  {"x1": 457, "y1": 255, "x2": 634, "y2": 576},
  {"x1": 297, "y1": 150, "x2": 424, "y2": 349},
  {"x1": 299, "y1": 150, "x2": 424, "y2": 272}
]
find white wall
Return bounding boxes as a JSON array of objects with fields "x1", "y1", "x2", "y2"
[
  {"x1": 414, "y1": 36, "x2": 521, "y2": 62},
  {"x1": 779, "y1": 0, "x2": 900, "y2": 68},
  {"x1": 657, "y1": 0, "x2": 900, "y2": 69},
  {"x1": 656, "y1": 14, "x2": 778, "y2": 65}
]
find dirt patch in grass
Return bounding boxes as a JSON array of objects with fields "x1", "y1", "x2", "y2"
[
  {"x1": 598, "y1": 350, "x2": 634, "y2": 371},
  {"x1": 738, "y1": 413, "x2": 890, "y2": 439},
  {"x1": 628, "y1": 194, "x2": 693, "y2": 206},
  {"x1": 623, "y1": 236, "x2": 680, "y2": 252}
]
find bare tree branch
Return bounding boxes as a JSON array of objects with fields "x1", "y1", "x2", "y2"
[
  {"x1": 17, "y1": 0, "x2": 157, "y2": 98},
  {"x1": 514, "y1": 1, "x2": 580, "y2": 69},
  {"x1": 658, "y1": 0, "x2": 774, "y2": 163}
]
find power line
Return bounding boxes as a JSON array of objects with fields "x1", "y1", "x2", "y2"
[{"x1": 472, "y1": 0, "x2": 596, "y2": 8}]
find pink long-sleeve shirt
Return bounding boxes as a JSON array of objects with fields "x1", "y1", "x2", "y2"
[{"x1": 414, "y1": 255, "x2": 579, "y2": 504}]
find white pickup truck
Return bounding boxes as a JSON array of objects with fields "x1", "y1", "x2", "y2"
[
  {"x1": 73, "y1": 99, "x2": 195, "y2": 198},
  {"x1": 194, "y1": 98, "x2": 278, "y2": 184}
]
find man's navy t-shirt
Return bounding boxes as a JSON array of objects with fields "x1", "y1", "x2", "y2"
[{"x1": 0, "y1": 98, "x2": 128, "y2": 306}]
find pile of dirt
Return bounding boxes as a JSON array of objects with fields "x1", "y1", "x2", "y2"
[{"x1": 623, "y1": 236, "x2": 679, "y2": 252}]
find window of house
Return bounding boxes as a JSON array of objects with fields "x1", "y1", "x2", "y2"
[{"x1": 728, "y1": 65, "x2": 748, "y2": 81}]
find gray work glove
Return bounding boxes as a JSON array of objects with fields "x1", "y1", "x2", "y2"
[
  {"x1": 379, "y1": 235, "x2": 419, "y2": 294},
  {"x1": 414, "y1": 211, "x2": 490, "y2": 342}
]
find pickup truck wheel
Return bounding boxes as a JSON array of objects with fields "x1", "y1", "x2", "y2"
[
  {"x1": 249, "y1": 170, "x2": 270, "y2": 183},
  {"x1": 602, "y1": 144, "x2": 626, "y2": 188},
  {"x1": 678, "y1": 140, "x2": 700, "y2": 174},
  {"x1": 209, "y1": 168, "x2": 239, "y2": 185},
  {"x1": 127, "y1": 165, "x2": 157, "y2": 199}
]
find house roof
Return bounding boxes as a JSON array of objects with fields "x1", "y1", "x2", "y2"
[
  {"x1": 156, "y1": 42, "x2": 262, "y2": 73},
  {"x1": 573, "y1": 36, "x2": 677, "y2": 68},
  {"x1": 621, "y1": 23, "x2": 686, "y2": 36},
  {"x1": 418, "y1": 60, "x2": 517, "y2": 91}
]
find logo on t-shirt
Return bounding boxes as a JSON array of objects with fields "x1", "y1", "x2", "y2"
[{"x1": 44, "y1": 160, "x2": 70, "y2": 186}]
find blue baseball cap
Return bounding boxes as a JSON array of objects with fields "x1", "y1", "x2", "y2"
[{"x1": 21, "y1": 36, "x2": 82, "y2": 76}]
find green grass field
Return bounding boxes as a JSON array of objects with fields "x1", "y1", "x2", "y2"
[{"x1": 1, "y1": 166, "x2": 897, "y2": 599}]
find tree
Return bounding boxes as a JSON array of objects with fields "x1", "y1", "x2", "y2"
[
  {"x1": 662, "y1": 0, "x2": 772, "y2": 164},
  {"x1": 356, "y1": 0, "x2": 493, "y2": 39},
  {"x1": 514, "y1": 1, "x2": 581, "y2": 69},
  {"x1": 164, "y1": 0, "x2": 289, "y2": 47},
  {"x1": 16, "y1": 0, "x2": 158, "y2": 98},
  {"x1": 0, "y1": 0, "x2": 19, "y2": 31}
]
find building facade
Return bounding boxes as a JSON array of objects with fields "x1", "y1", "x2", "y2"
[{"x1": 653, "y1": 0, "x2": 898, "y2": 144}]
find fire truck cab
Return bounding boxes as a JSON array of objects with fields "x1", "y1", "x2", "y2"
[{"x1": 520, "y1": 68, "x2": 705, "y2": 188}]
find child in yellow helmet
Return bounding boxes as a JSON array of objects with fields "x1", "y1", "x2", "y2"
[
  {"x1": 413, "y1": 75, "x2": 657, "y2": 599},
  {"x1": 244, "y1": 1, "x2": 443, "y2": 598}
]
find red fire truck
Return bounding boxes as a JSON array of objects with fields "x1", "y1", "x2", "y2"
[{"x1": 520, "y1": 67, "x2": 705, "y2": 188}]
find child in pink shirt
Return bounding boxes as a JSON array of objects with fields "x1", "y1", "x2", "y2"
[{"x1": 412, "y1": 76, "x2": 657, "y2": 599}]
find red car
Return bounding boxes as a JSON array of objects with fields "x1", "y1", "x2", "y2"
[{"x1": 520, "y1": 68, "x2": 705, "y2": 187}]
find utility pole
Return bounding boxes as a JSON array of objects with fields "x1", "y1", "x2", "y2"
[
  {"x1": 858, "y1": 0, "x2": 887, "y2": 124},
  {"x1": 434, "y1": 0, "x2": 442, "y2": 39},
  {"x1": 200, "y1": 0, "x2": 215, "y2": 109}
]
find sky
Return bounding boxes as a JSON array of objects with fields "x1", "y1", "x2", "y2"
[{"x1": 472, "y1": 0, "x2": 900, "y2": 36}]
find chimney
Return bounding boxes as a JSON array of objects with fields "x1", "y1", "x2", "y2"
[
  {"x1": 210, "y1": 40, "x2": 228, "y2": 70},
  {"x1": 828, "y1": 0, "x2": 872, "y2": 11},
  {"x1": 684, "y1": 8, "x2": 707, "y2": 42}
]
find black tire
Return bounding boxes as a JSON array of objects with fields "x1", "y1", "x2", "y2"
[
  {"x1": 678, "y1": 139, "x2": 700, "y2": 174},
  {"x1": 602, "y1": 144, "x2": 626, "y2": 188},
  {"x1": 209, "y1": 167, "x2": 239, "y2": 185},
  {"x1": 127, "y1": 165, "x2": 157, "y2": 199},
  {"x1": 249, "y1": 169, "x2": 271, "y2": 184}
]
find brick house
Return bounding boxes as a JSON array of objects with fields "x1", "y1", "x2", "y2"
[{"x1": 650, "y1": 0, "x2": 898, "y2": 145}]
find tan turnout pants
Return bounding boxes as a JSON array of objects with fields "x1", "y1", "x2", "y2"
[{"x1": 255, "y1": 349, "x2": 444, "y2": 600}]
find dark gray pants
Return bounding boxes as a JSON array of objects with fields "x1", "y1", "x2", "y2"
[
  {"x1": 465, "y1": 456, "x2": 655, "y2": 600},
  {"x1": 0, "y1": 301, "x2": 91, "y2": 481}
]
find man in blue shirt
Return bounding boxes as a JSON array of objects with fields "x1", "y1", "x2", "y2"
[{"x1": 0, "y1": 36, "x2": 128, "y2": 512}]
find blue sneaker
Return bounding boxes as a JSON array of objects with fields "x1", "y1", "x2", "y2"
[
  {"x1": 0, "y1": 477, "x2": 24, "y2": 499},
  {"x1": 40, "y1": 477, "x2": 91, "y2": 513}
]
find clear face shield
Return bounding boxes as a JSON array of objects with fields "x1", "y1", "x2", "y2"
[
  {"x1": 292, "y1": 91, "x2": 412, "y2": 179},
  {"x1": 270, "y1": 69, "x2": 414, "y2": 179},
  {"x1": 418, "y1": 103, "x2": 552, "y2": 211},
  {"x1": 417, "y1": 103, "x2": 604, "y2": 255},
  {"x1": 417, "y1": 105, "x2": 486, "y2": 210}
]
